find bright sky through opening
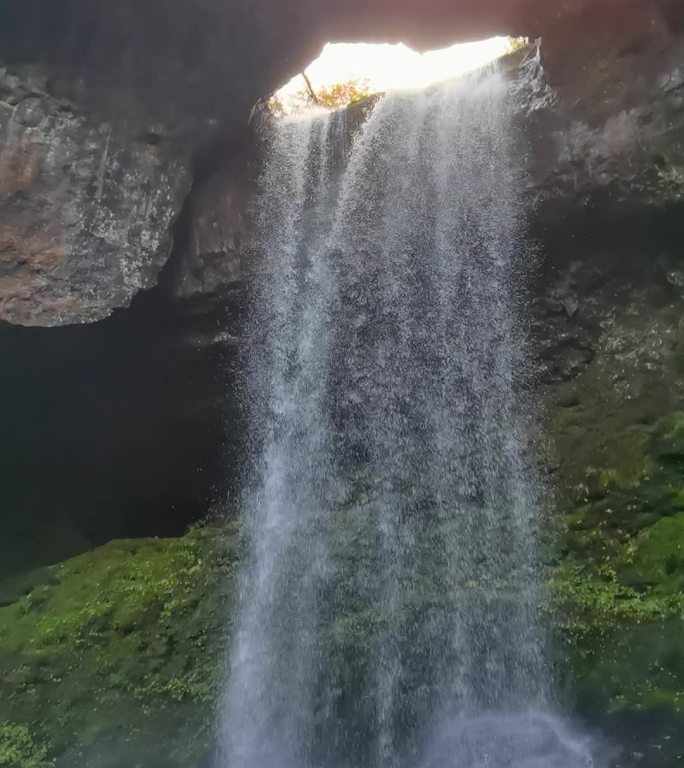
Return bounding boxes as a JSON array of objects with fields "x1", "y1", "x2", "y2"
[{"x1": 276, "y1": 37, "x2": 512, "y2": 107}]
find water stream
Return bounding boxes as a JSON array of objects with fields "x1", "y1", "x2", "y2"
[{"x1": 218, "y1": 68, "x2": 596, "y2": 768}]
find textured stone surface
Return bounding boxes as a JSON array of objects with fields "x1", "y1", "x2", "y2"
[
  {"x1": 0, "y1": 67, "x2": 191, "y2": 325},
  {"x1": 0, "y1": 0, "x2": 681, "y2": 326},
  {"x1": 169, "y1": 161, "x2": 248, "y2": 300},
  {"x1": 1, "y1": 2, "x2": 680, "y2": 133},
  {"x1": 5, "y1": 30, "x2": 683, "y2": 325},
  {"x1": 522, "y1": 34, "x2": 684, "y2": 225}
]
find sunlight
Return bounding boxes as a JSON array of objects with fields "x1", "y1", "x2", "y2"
[{"x1": 275, "y1": 37, "x2": 513, "y2": 111}]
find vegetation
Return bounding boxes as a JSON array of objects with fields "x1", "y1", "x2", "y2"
[
  {"x1": 311, "y1": 79, "x2": 372, "y2": 110},
  {"x1": 505, "y1": 37, "x2": 530, "y2": 55},
  {"x1": 0, "y1": 522, "x2": 239, "y2": 768},
  {"x1": 545, "y1": 293, "x2": 684, "y2": 757},
  {"x1": 0, "y1": 724, "x2": 50, "y2": 768},
  {"x1": 268, "y1": 75, "x2": 371, "y2": 116}
]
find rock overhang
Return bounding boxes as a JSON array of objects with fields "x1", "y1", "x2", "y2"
[{"x1": 0, "y1": 0, "x2": 682, "y2": 326}]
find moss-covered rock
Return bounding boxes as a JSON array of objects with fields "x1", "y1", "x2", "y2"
[
  {"x1": 546, "y1": 279, "x2": 684, "y2": 762},
  {"x1": 0, "y1": 522, "x2": 239, "y2": 768}
]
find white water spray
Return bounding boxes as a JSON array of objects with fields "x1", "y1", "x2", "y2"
[{"x1": 219, "y1": 68, "x2": 596, "y2": 768}]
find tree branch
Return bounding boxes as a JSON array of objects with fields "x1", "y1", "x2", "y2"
[{"x1": 301, "y1": 71, "x2": 322, "y2": 105}]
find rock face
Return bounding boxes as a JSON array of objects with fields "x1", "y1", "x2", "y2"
[
  {"x1": 0, "y1": 66, "x2": 191, "y2": 325},
  {"x1": 523, "y1": 33, "x2": 684, "y2": 227},
  {"x1": 167, "y1": 153, "x2": 249, "y2": 301},
  {"x1": 177, "y1": 30, "x2": 684, "y2": 306},
  {"x1": 0, "y1": 0, "x2": 681, "y2": 326},
  {"x1": 531, "y1": 215, "x2": 684, "y2": 767}
]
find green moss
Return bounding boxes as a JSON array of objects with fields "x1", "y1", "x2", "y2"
[
  {"x1": 0, "y1": 723, "x2": 51, "y2": 768},
  {"x1": 553, "y1": 411, "x2": 684, "y2": 577},
  {"x1": 620, "y1": 512, "x2": 684, "y2": 591},
  {"x1": 0, "y1": 522, "x2": 239, "y2": 768},
  {"x1": 550, "y1": 555, "x2": 684, "y2": 723},
  {"x1": 652, "y1": 411, "x2": 684, "y2": 459},
  {"x1": 550, "y1": 371, "x2": 658, "y2": 500},
  {"x1": 545, "y1": 292, "x2": 684, "y2": 741}
]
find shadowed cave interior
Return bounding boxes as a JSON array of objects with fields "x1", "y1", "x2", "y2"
[{"x1": 0, "y1": 283, "x2": 240, "y2": 580}]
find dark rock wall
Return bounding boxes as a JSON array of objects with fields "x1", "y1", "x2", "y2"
[
  {"x1": 164, "y1": 134, "x2": 254, "y2": 302},
  {"x1": 0, "y1": 0, "x2": 682, "y2": 609},
  {"x1": 0, "y1": 0, "x2": 681, "y2": 582}
]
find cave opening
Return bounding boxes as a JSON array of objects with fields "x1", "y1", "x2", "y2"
[
  {"x1": 270, "y1": 37, "x2": 520, "y2": 114},
  {"x1": 0, "y1": 280, "x2": 241, "y2": 579}
]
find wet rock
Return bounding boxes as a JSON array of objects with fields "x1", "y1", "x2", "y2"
[
  {"x1": 0, "y1": 67, "x2": 191, "y2": 325},
  {"x1": 545, "y1": 229, "x2": 684, "y2": 762},
  {"x1": 168, "y1": 158, "x2": 249, "y2": 300},
  {"x1": 522, "y1": 31, "x2": 684, "y2": 228},
  {"x1": 554, "y1": 383, "x2": 580, "y2": 408}
]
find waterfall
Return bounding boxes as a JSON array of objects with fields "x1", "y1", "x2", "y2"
[{"x1": 219, "y1": 68, "x2": 595, "y2": 768}]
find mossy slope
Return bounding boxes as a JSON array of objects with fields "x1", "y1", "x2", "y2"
[
  {"x1": 0, "y1": 523, "x2": 238, "y2": 768},
  {"x1": 547, "y1": 288, "x2": 684, "y2": 762}
]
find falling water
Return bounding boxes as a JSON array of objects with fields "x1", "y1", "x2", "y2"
[{"x1": 219, "y1": 68, "x2": 595, "y2": 768}]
